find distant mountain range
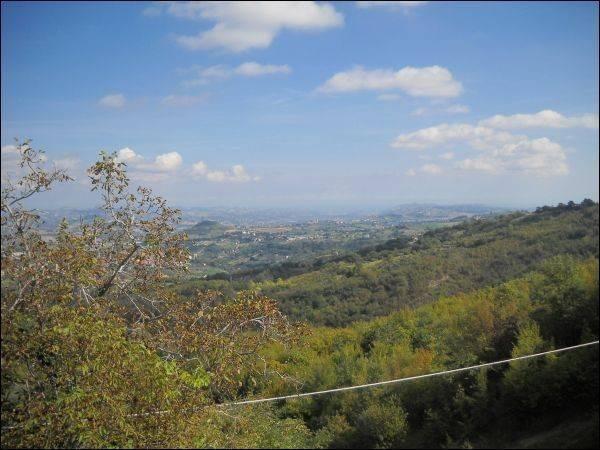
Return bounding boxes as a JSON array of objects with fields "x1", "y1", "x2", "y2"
[
  {"x1": 380, "y1": 203, "x2": 511, "y2": 222},
  {"x1": 35, "y1": 203, "x2": 514, "y2": 232}
]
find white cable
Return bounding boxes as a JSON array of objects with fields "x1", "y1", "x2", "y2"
[
  {"x1": 221, "y1": 340, "x2": 599, "y2": 407},
  {"x1": 4, "y1": 340, "x2": 598, "y2": 427},
  {"x1": 128, "y1": 339, "x2": 599, "y2": 417}
]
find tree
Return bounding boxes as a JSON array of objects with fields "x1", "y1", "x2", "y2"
[{"x1": 1, "y1": 141, "x2": 301, "y2": 447}]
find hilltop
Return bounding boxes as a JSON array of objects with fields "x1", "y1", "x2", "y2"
[{"x1": 186, "y1": 220, "x2": 233, "y2": 238}]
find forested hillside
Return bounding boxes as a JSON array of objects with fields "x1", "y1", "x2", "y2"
[
  {"x1": 255, "y1": 256, "x2": 599, "y2": 448},
  {"x1": 251, "y1": 201, "x2": 598, "y2": 325},
  {"x1": 1, "y1": 144, "x2": 598, "y2": 448}
]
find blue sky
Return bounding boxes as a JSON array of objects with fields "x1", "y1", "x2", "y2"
[{"x1": 1, "y1": 1, "x2": 598, "y2": 210}]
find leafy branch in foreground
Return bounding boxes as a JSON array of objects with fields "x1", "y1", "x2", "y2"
[
  {"x1": 1, "y1": 140, "x2": 72, "y2": 312},
  {"x1": 1, "y1": 140, "x2": 306, "y2": 448}
]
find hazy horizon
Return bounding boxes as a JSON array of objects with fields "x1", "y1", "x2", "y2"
[{"x1": 23, "y1": 197, "x2": 580, "y2": 217}]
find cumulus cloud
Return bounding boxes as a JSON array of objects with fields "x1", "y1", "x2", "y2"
[
  {"x1": 318, "y1": 65, "x2": 463, "y2": 98},
  {"x1": 191, "y1": 161, "x2": 208, "y2": 176},
  {"x1": 98, "y1": 93, "x2": 126, "y2": 109},
  {"x1": 115, "y1": 147, "x2": 182, "y2": 172},
  {"x1": 479, "y1": 109, "x2": 599, "y2": 130},
  {"x1": 192, "y1": 160, "x2": 260, "y2": 183},
  {"x1": 234, "y1": 62, "x2": 292, "y2": 76},
  {"x1": 456, "y1": 138, "x2": 568, "y2": 177},
  {"x1": 405, "y1": 168, "x2": 417, "y2": 176},
  {"x1": 181, "y1": 62, "x2": 291, "y2": 86},
  {"x1": 113, "y1": 147, "x2": 259, "y2": 184},
  {"x1": 166, "y1": 1, "x2": 343, "y2": 52},
  {"x1": 193, "y1": 65, "x2": 232, "y2": 80},
  {"x1": 154, "y1": 152, "x2": 183, "y2": 171},
  {"x1": 115, "y1": 147, "x2": 144, "y2": 164},
  {"x1": 455, "y1": 158, "x2": 496, "y2": 173},
  {"x1": 391, "y1": 123, "x2": 517, "y2": 151},
  {"x1": 391, "y1": 120, "x2": 571, "y2": 177},
  {"x1": 206, "y1": 165, "x2": 253, "y2": 183},
  {"x1": 391, "y1": 109, "x2": 597, "y2": 176}
]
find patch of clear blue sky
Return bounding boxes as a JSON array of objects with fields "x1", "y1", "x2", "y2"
[{"x1": 1, "y1": 1, "x2": 598, "y2": 209}]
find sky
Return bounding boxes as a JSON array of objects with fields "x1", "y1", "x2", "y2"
[{"x1": 1, "y1": 1, "x2": 599, "y2": 210}]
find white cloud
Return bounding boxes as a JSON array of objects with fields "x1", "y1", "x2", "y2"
[
  {"x1": 115, "y1": 148, "x2": 182, "y2": 172},
  {"x1": 479, "y1": 109, "x2": 599, "y2": 130},
  {"x1": 113, "y1": 148, "x2": 258, "y2": 183},
  {"x1": 175, "y1": 26, "x2": 273, "y2": 53},
  {"x1": 116, "y1": 147, "x2": 144, "y2": 164},
  {"x1": 456, "y1": 137, "x2": 568, "y2": 177},
  {"x1": 182, "y1": 62, "x2": 291, "y2": 86},
  {"x1": 192, "y1": 161, "x2": 259, "y2": 183},
  {"x1": 191, "y1": 161, "x2": 208, "y2": 176},
  {"x1": 203, "y1": 170, "x2": 227, "y2": 182},
  {"x1": 318, "y1": 65, "x2": 463, "y2": 98},
  {"x1": 232, "y1": 164, "x2": 259, "y2": 182},
  {"x1": 98, "y1": 93, "x2": 126, "y2": 109},
  {"x1": 154, "y1": 152, "x2": 183, "y2": 172},
  {"x1": 390, "y1": 109, "x2": 596, "y2": 176},
  {"x1": 455, "y1": 158, "x2": 495, "y2": 173},
  {"x1": 161, "y1": 94, "x2": 207, "y2": 107},
  {"x1": 391, "y1": 120, "x2": 570, "y2": 177},
  {"x1": 420, "y1": 163, "x2": 443, "y2": 175},
  {"x1": 391, "y1": 123, "x2": 517, "y2": 150},
  {"x1": 198, "y1": 65, "x2": 232, "y2": 79},
  {"x1": 234, "y1": 62, "x2": 292, "y2": 76},
  {"x1": 405, "y1": 168, "x2": 417, "y2": 176},
  {"x1": 168, "y1": 1, "x2": 344, "y2": 52}
]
